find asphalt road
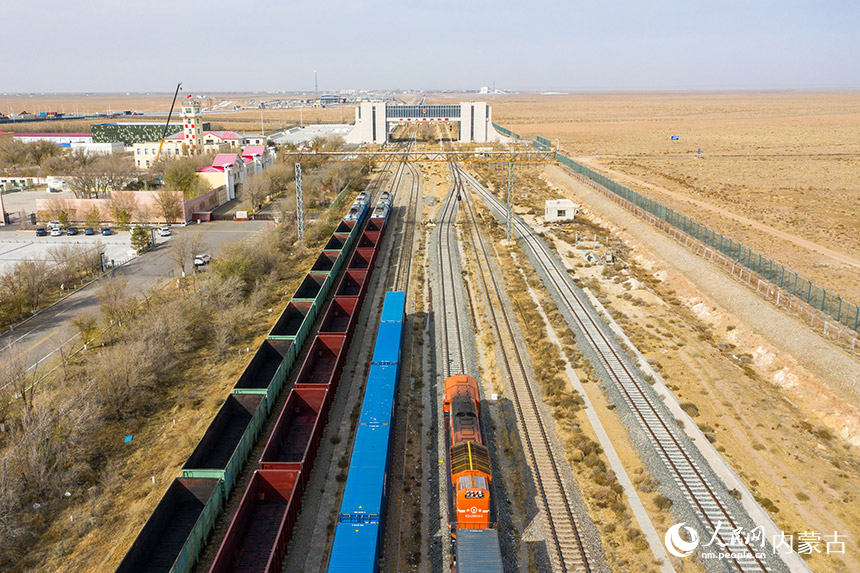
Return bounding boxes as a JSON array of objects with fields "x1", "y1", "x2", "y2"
[{"x1": 0, "y1": 220, "x2": 268, "y2": 375}]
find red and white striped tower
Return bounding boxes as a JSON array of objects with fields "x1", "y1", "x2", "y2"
[{"x1": 181, "y1": 100, "x2": 202, "y2": 155}]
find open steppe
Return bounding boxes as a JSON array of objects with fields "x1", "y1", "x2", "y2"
[{"x1": 485, "y1": 91, "x2": 860, "y2": 304}]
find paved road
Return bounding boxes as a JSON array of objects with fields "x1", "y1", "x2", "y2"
[{"x1": 0, "y1": 220, "x2": 268, "y2": 374}]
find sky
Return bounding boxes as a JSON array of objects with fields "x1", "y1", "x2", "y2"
[{"x1": 2, "y1": 0, "x2": 859, "y2": 93}]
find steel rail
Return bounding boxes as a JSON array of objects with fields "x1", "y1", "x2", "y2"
[{"x1": 461, "y1": 169, "x2": 773, "y2": 573}]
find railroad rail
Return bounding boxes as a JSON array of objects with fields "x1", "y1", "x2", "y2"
[
  {"x1": 460, "y1": 169, "x2": 781, "y2": 573},
  {"x1": 391, "y1": 158, "x2": 421, "y2": 293},
  {"x1": 453, "y1": 165, "x2": 592, "y2": 573},
  {"x1": 434, "y1": 167, "x2": 467, "y2": 378}
]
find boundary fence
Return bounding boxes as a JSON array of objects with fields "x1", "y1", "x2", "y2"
[
  {"x1": 553, "y1": 153, "x2": 859, "y2": 335},
  {"x1": 546, "y1": 155, "x2": 860, "y2": 352},
  {"x1": 488, "y1": 123, "x2": 860, "y2": 349}
]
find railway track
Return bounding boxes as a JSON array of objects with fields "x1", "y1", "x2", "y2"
[
  {"x1": 435, "y1": 166, "x2": 467, "y2": 378},
  {"x1": 452, "y1": 165, "x2": 592, "y2": 573},
  {"x1": 391, "y1": 158, "x2": 421, "y2": 293},
  {"x1": 459, "y1": 168, "x2": 783, "y2": 573}
]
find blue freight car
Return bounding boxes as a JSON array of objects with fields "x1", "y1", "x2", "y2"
[
  {"x1": 328, "y1": 522, "x2": 380, "y2": 572},
  {"x1": 328, "y1": 291, "x2": 405, "y2": 573}
]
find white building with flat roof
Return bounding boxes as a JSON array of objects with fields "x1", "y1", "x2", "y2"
[{"x1": 544, "y1": 199, "x2": 577, "y2": 223}]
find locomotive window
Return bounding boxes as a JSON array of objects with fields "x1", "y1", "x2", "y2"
[
  {"x1": 474, "y1": 476, "x2": 487, "y2": 490},
  {"x1": 459, "y1": 476, "x2": 472, "y2": 490}
]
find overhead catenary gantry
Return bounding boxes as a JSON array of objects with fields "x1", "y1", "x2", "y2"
[{"x1": 278, "y1": 147, "x2": 557, "y2": 164}]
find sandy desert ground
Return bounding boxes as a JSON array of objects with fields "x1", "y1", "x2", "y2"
[{"x1": 483, "y1": 91, "x2": 860, "y2": 304}]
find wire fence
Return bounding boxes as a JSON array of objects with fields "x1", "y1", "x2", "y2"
[
  {"x1": 492, "y1": 122, "x2": 521, "y2": 140},
  {"x1": 552, "y1": 152, "x2": 859, "y2": 334}
]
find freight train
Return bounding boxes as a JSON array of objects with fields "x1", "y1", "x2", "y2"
[
  {"x1": 444, "y1": 375, "x2": 504, "y2": 572},
  {"x1": 328, "y1": 290, "x2": 406, "y2": 572},
  {"x1": 117, "y1": 191, "x2": 390, "y2": 573}
]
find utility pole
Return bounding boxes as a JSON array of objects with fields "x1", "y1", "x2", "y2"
[
  {"x1": 314, "y1": 70, "x2": 318, "y2": 94},
  {"x1": 506, "y1": 161, "x2": 514, "y2": 241},
  {"x1": 295, "y1": 163, "x2": 305, "y2": 243}
]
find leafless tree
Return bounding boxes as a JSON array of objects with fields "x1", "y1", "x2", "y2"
[
  {"x1": 70, "y1": 311, "x2": 99, "y2": 350},
  {"x1": 170, "y1": 234, "x2": 190, "y2": 277},
  {"x1": 244, "y1": 172, "x2": 270, "y2": 211},
  {"x1": 105, "y1": 192, "x2": 136, "y2": 227},
  {"x1": 41, "y1": 198, "x2": 74, "y2": 222},
  {"x1": 98, "y1": 275, "x2": 133, "y2": 327},
  {"x1": 190, "y1": 233, "x2": 207, "y2": 260},
  {"x1": 66, "y1": 155, "x2": 135, "y2": 199},
  {"x1": 155, "y1": 189, "x2": 183, "y2": 224}
]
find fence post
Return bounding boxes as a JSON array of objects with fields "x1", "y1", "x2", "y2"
[
  {"x1": 855, "y1": 306, "x2": 859, "y2": 331},
  {"x1": 822, "y1": 289, "x2": 827, "y2": 311},
  {"x1": 793, "y1": 274, "x2": 798, "y2": 295},
  {"x1": 837, "y1": 298, "x2": 842, "y2": 322},
  {"x1": 781, "y1": 266, "x2": 785, "y2": 287},
  {"x1": 807, "y1": 282, "x2": 813, "y2": 304}
]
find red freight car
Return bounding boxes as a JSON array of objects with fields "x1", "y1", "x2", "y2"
[{"x1": 210, "y1": 470, "x2": 303, "y2": 573}]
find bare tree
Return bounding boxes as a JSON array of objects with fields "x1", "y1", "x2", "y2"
[
  {"x1": 190, "y1": 233, "x2": 207, "y2": 260},
  {"x1": 70, "y1": 312, "x2": 99, "y2": 350},
  {"x1": 170, "y1": 234, "x2": 190, "y2": 277},
  {"x1": 41, "y1": 198, "x2": 73, "y2": 222},
  {"x1": 84, "y1": 206, "x2": 102, "y2": 228},
  {"x1": 244, "y1": 172, "x2": 270, "y2": 212},
  {"x1": 155, "y1": 189, "x2": 183, "y2": 224},
  {"x1": 98, "y1": 275, "x2": 133, "y2": 327},
  {"x1": 67, "y1": 155, "x2": 135, "y2": 199},
  {"x1": 105, "y1": 192, "x2": 136, "y2": 227}
]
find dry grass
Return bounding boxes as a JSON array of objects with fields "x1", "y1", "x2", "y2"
[{"x1": 458, "y1": 91, "x2": 860, "y2": 302}]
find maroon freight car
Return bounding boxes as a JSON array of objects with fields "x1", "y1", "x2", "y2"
[
  {"x1": 357, "y1": 230, "x2": 381, "y2": 248},
  {"x1": 294, "y1": 334, "x2": 347, "y2": 391},
  {"x1": 318, "y1": 297, "x2": 360, "y2": 337},
  {"x1": 334, "y1": 269, "x2": 368, "y2": 300},
  {"x1": 365, "y1": 217, "x2": 385, "y2": 233},
  {"x1": 209, "y1": 470, "x2": 303, "y2": 573},
  {"x1": 347, "y1": 247, "x2": 376, "y2": 270},
  {"x1": 259, "y1": 388, "x2": 329, "y2": 477}
]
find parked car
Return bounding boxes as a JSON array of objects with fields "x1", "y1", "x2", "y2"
[
  {"x1": 157, "y1": 226, "x2": 171, "y2": 237},
  {"x1": 84, "y1": 227, "x2": 95, "y2": 236},
  {"x1": 50, "y1": 228, "x2": 63, "y2": 236},
  {"x1": 193, "y1": 254, "x2": 211, "y2": 266},
  {"x1": 101, "y1": 227, "x2": 112, "y2": 236},
  {"x1": 35, "y1": 227, "x2": 47, "y2": 236},
  {"x1": 48, "y1": 220, "x2": 61, "y2": 229},
  {"x1": 66, "y1": 227, "x2": 78, "y2": 236}
]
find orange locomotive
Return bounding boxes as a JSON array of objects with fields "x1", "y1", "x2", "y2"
[{"x1": 443, "y1": 375, "x2": 494, "y2": 530}]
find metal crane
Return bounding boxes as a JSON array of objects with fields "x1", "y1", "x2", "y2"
[{"x1": 155, "y1": 82, "x2": 182, "y2": 163}]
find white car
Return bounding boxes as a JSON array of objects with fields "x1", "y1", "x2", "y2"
[
  {"x1": 193, "y1": 254, "x2": 211, "y2": 266},
  {"x1": 157, "y1": 227, "x2": 171, "y2": 236},
  {"x1": 50, "y1": 227, "x2": 63, "y2": 236}
]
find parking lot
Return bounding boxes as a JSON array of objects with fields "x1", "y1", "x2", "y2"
[
  {"x1": 0, "y1": 228, "x2": 136, "y2": 274},
  {"x1": 0, "y1": 219, "x2": 270, "y2": 373}
]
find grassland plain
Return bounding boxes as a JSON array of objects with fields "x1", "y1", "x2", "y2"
[{"x1": 478, "y1": 91, "x2": 860, "y2": 304}]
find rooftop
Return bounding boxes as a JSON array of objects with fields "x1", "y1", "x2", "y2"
[{"x1": 269, "y1": 123, "x2": 352, "y2": 145}]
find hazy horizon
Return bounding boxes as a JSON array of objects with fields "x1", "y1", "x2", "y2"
[{"x1": 2, "y1": 0, "x2": 858, "y2": 93}]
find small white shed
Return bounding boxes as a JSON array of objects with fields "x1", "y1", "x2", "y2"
[{"x1": 544, "y1": 199, "x2": 577, "y2": 223}]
